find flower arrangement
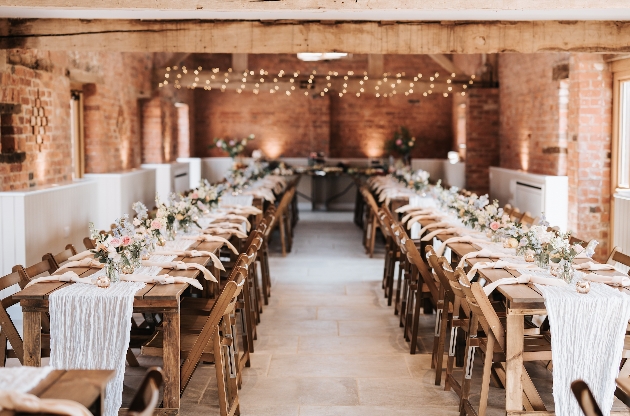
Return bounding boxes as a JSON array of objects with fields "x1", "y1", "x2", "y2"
[
  {"x1": 393, "y1": 166, "x2": 430, "y2": 192},
  {"x1": 168, "y1": 194, "x2": 201, "y2": 234},
  {"x1": 548, "y1": 232, "x2": 584, "y2": 282},
  {"x1": 155, "y1": 195, "x2": 176, "y2": 239},
  {"x1": 386, "y1": 126, "x2": 416, "y2": 163},
  {"x1": 189, "y1": 180, "x2": 223, "y2": 213},
  {"x1": 89, "y1": 215, "x2": 151, "y2": 281},
  {"x1": 518, "y1": 224, "x2": 555, "y2": 265},
  {"x1": 213, "y1": 134, "x2": 255, "y2": 159},
  {"x1": 132, "y1": 201, "x2": 166, "y2": 248}
]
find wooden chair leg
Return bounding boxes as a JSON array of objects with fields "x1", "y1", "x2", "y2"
[
  {"x1": 434, "y1": 305, "x2": 449, "y2": 385},
  {"x1": 409, "y1": 286, "x2": 423, "y2": 354},
  {"x1": 263, "y1": 248, "x2": 272, "y2": 296},
  {"x1": 214, "y1": 324, "x2": 229, "y2": 416},
  {"x1": 257, "y1": 258, "x2": 269, "y2": 306},
  {"x1": 477, "y1": 333, "x2": 495, "y2": 416},
  {"x1": 368, "y1": 215, "x2": 377, "y2": 258},
  {"x1": 127, "y1": 348, "x2": 140, "y2": 367},
  {"x1": 279, "y1": 213, "x2": 287, "y2": 257}
]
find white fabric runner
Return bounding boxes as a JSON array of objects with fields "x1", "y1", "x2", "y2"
[
  {"x1": 50, "y1": 280, "x2": 146, "y2": 416},
  {"x1": 0, "y1": 366, "x2": 54, "y2": 393},
  {"x1": 220, "y1": 194, "x2": 254, "y2": 207},
  {"x1": 536, "y1": 282, "x2": 630, "y2": 416}
]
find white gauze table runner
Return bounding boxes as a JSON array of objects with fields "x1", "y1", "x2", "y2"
[
  {"x1": 49, "y1": 248, "x2": 184, "y2": 416},
  {"x1": 407, "y1": 195, "x2": 436, "y2": 239},
  {"x1": 535, "y1": 281, "x2": 630, "y2": 416}
]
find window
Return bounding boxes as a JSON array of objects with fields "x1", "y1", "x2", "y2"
[
  {"x1": 70, "y1": 90, "x2": 85, "y2": 179},
  {"x1": 618, "y1": 81, "x2": 630, "y2": 188}
]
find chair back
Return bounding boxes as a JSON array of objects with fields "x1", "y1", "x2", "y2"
[
  {"x1": 520, "y1": 212, "x2": 538, "y2": 226},
  {"x1": 360, "y1": 186, "x2": 380, "y2": 215},
  {"x1": 83, "y1": 237, "x2": 96, "y2": 250},
  {"x1": 48, "y1": 244, "x2": 78, "y2": 271},
  {"x1": 503, "y1": 204, "x2": 513, "y2": 216},
  {"x1": 0, "y1": 271, "x2": 27, "y2": 364},
  {"x1": 127, "y1": 367, "x2": 164, "y2": 416},
  {"x1": 404, "y1": 238, "x2": 439, "y2": 303},
  {"x1": 180, "y1": 269, "x2": 246, "y2": 393},
  {"x1": 570, "y1": 380, "x2": 603, "y2": 416},
  {"x1": 607, "y1": 247, "x2": 630, "y2": 273},
  {"x1": 509, "y1": 207, "x2": 521, "y2": 222}
]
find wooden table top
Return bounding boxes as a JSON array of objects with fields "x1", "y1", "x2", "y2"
[
  {"x1": 26, "y1": 369, "x2": 114, "y2": 408},
  {"x1": 421, "y1": 221, "x2": 630, "y2": 313},
  {"x1": 14, "y1": 239, "x2": 223, "y2": 305}
]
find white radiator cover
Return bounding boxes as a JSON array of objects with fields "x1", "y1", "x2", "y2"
[
  {"x1": 177, "y1": 157, "x2": 202, "y2": 189},
  {"x1": 489, "y1": 167, "x2": 568, "y2": 230},
  {"x1": 83, "y1": 169, "x2": 156, "y2": 230},
  {"x1": 0, "y1": 181, "x2": 97, "y2": 275},
  {"x1": 141, "y1": 162, "x2": 189, "y2": 199}
]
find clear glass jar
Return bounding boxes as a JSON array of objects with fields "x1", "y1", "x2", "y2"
[
  {"x1": 105, "y1": 261, "x2": 119, "y2": 283},
  {"x1": 535, "y1": 251, "x2": 550, "y2": 269}
]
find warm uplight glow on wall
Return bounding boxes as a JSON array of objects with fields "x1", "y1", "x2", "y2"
[
  {"x1": 364, "y1": 134, "x2": 384, "y2": 158},
  {"x1": 263, "y1": 142, "x2": 283, "y2": 159},
  {"x1": 520, "y1": 136, "x2": 530, "y2": 171}
]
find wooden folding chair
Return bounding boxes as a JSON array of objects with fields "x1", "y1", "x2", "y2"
[
  {"x1": 519, "y1": 212, "x2": 538, "y2": 226},
  {"x1": 127, "y1": 367, "x2": 164, "y2": 416},
  {"x1": 571, "y1": 380, "x2": 604, "y2": 416},
  {"x1": 47, "y1": 244, "x2": 78, "y2": 270},
  {"x1": 143, "y1": 270, "x2": 246, "y2": 416},
  {"x1": 0, "y1": 270, "x2": 33, "y2": 365},
  {"x1": 607, "y1": 246, "x2": 630, "y2": 275},
  {"x1": 258, "y1": 206, "x2": 276, "y2": 302},
  {"x1": 402, "y1": 237, "x2": 439, "y2": 354},
  {"x1": 503, "y1": 204, "x2": 513, "y2": 217},
  {"x1": 508, "y1": 207, "x2": 521, "y2": 222},
  {"x1": 457, "y1": 270, "x2": 551, "y2": 416},
  {"x1": 378, "y1": 208, "x2": 399, "y2": 304},
  {"x1": 360, "y1": 186, "x2": 381, "y2": 258},
  {"x1": 269, "y1": 186, "x2": 296, "y2": 257}
]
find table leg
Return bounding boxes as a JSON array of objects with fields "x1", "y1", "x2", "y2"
[
  {"x1": 23, "y1": 310, "x2": 41, "y2": 366},
  {"x1": 505, "y1": 314, "x2": 524, "y2": 412},
  {"x1": 162, "y1": 310, "x2": 181, "y2": 410}
]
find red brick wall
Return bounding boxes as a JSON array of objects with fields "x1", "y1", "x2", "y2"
[
  {"x1": 329, "y1": 93, "x2": 452, "y2": 158},
  {"x1": 193, "y1": 53, "x2": 453, "y2": 159},
  {"x1": 567, "y1": 54, "x2": 612, "y2": 259},
  {"x1": 465, "y1": 88, "x2": 500, "y2": 194},
  {"x1": 498, "y1": 53, "x2": 571, "y2": 175},
  {"x1": 0, "y1": 49, "x2": 154, "y2": 190}
]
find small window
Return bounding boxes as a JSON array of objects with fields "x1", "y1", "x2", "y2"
[{"x1": 619, "y1": 81, "x2": 630, "y2": 188}]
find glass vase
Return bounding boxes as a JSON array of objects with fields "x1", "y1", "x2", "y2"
[
  {"x1": 558, "y1": 262, "x2": 574, "y2": 283},
  {"x1": 105, "y1": 261, "x2": 119, "y2": 283},
  {"x1": 535, "y1": 251, "x2": 550, "y2": 269},
  {"x1": 120, "y1": 254, "x2": 135, "y2": 275},
  {"x1": 166, "y1": 222, "x2": 176, "y2": 241}
]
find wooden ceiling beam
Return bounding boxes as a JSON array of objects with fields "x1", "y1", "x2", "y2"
[
  {"x1": 3, "y1": 19, "x2": 630, "y2": 54},
  {"x1": 428, "y1": 54, "x2": 467, "y2": 77}
]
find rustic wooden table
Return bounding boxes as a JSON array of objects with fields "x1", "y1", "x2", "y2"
[
  {"x1": 13, "y1": 239, "x2": 223, "y2": 414},
  {"x1": 421, "y1": 221, "x2": 630, "y2": 415}
]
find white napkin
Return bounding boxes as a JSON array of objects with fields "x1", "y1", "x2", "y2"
[
  {"x1": 121, "y1": 273, "x2": 203, "y2": 290},
  {"x1": 466, "y1": 260, "x2": 542, "y2": 280},
  {"x1": 57, "y1": 258, "x2": 104, "y2": 272},
  {"x1": 203, "y1": 228, "x2": 248, "y2": 239},
  {"x1": 435, "y1": 236, "x2": 489, "y2": 256},
  {"x1": 421, "y1": 227, "x2": 461, "y2": 241},
  {"x1": 68, "y1": 250, "x2": 94, "y2": 261},
  {"x1": 582, "y1": 273, "x2": 630, "y2": 287},
  {"x1": 181, "y1": 235, "x2": 238, "y2": 254},
  {"x1": 153, "y1": 249, "x2": 225, "y2": 270},
  {"x1": 141, "y1": 260, "x2": 217, "y2": 282},
  {"x1": 25, "y1": 271, "x2": 97, "y2": 288},
  {"x1": 419, "y1": 221, "x2": 453, "y2": 236},
  {"x1": 482, "y1": 273, "x2": 567, "y2": 296},
  {"x1": 401, "y1": 209, "x2": 436, "y2": 223},
  {"x1": 0, "y1": 391, "x2": 91, "y2": 416},
  {"x1": 407, "y1": 214, "x2": 443, "y2": 229},
  {"x1": 457, "y1": 249, "x2": 520, "y2": 269},
  {"x1": 573, "y1": 261, "x2": 616, "y2": 271}
]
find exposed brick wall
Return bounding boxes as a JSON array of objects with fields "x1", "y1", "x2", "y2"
[
  {"x1": 196, "y1": 90, "x2": 331, "y2": 158},
  {"x1": 465, "y1": 88, "x2": 500, "y2": 194},
  {"x1": 498, "y1": 53, "x2": 571, "y2": 175},
  {"x1": 192, "y1": 53, "x2": 453, "y2": 159},
  {"x1": 329, "y1": 93, "x2": 452, "y2": 158},
  {"x1": 566, "y1": 54, "x2": 612, "y2": 260}
]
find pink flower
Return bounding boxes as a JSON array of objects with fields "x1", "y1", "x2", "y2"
[
  {"x1": 396, "y1": 139, "x2": 402, "y2": 146},
  {"x1": 109, "y1": 238, "x2": 121, "y2": 248},
  {"x1": 121, "y1": 236, "x2": 132, "y2": 246},
  {"x1": 151, "y1": 219, "x2": 162, "y2": 230},
  {"x1": 490, "y1": 221, "x2": 500, "y2": 231},
  {"x1": 191, "y1": 192, "x2": 199, "y2": 199}
]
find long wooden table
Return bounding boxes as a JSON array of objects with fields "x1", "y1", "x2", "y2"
[
  {"x1": 18, "y1": 369, "x2": 115, "y2": 416},
  {"x1": 13, "y1": 239, "x2": 224, "y2": 414},
  {"x1": 418, "y1": 219, "x2": 630, "y2": 415}
]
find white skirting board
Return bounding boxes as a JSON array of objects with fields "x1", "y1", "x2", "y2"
[
  {"x1": 83, "y1": 169, "x2": 156, "y2": 230},
  {"x1": 0, "y1": 181, "x2": 97, "y2": 275},
  {"x1": 489, "y1": 166, "x2": 568, "y2": 230}
]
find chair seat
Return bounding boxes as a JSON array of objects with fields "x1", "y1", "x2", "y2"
[{"x1": 141, "y1": 329, "x2": 216, "y2": 362}]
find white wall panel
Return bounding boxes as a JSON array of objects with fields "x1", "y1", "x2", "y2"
[
  {"x1": 489, "y1": 167, "x2": 568, "y2": 230},
  {"x1": 0, "y1": 181, "x2": 97, "y2": 275}
]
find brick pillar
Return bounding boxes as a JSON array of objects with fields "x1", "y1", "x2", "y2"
[
  {"x1": 176, "y1": 103, "x2": 190, "y2": 158},
  {"x1": 567, "y1": 54, "x2": 612, "y2": 260},
  {"x1": 83, "y1": 83, "x2": 109, "y2": 173},
  {"x1": 141, "y1": 97, "x2": 165, "y2": 164},
  {"x1": 465, "y1": 88, "x2": 500, "y2": 194}
]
